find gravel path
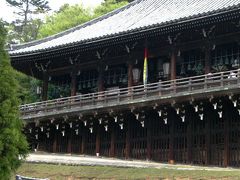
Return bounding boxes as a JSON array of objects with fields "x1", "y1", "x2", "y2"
[{"x1": 26, "y1": 153, "x2": 240, "y2": 172}]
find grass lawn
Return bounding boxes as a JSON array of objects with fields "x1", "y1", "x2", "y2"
[{"x1": 13, "y1": 163, "x2": 240, "y2": 180}]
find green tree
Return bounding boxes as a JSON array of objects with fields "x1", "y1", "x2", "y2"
[
  {"x1": 38, "y1": 4, "x2": 92, "y2": 38},
  {"x1": 6, "y1": 0, "x2": 50, "y2": 42},
  {"x1": 0, "y1": 22, "x2": 28, "y2": 179},
  {"x1": 94, "y1": 0, "x2": 128, "y2": 18}
]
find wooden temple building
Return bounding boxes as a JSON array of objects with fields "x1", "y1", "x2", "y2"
[{"x1": 9, "y1": 0, "x2": 240, "y2": 167}]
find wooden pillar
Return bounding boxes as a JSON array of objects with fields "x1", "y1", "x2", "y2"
[
  {"x1": 146, "y1": 118, "x2": 152, "y2": 160},
  {"x1": 168, "y1": 110, "x2": 174, "y2": 164},
  {"x1": 205, "y1": 46, "x2": 211, "y2": 74},
  {"x1": 224, "y1": 105, "x2": 229, "y2": 167},
  {"x1": 170, "y1": 51, "x2": 176, "y2": 80},
  {"x1": 125, "y1": 119, "x2": 131, "y2": 159},
  {"x1": 67, "y1": 130, "x2": 72, "y2": 154},
  {"x1": 81, "y1": 128, "x2": 85, "y2": 154},
  {"x1": 98, "y1": 67, "x2": 104, "y2": 92},
  {"x1": 70, "y1": 70, "x2": 77, "y2": 96},
  {"x1": 96, "y1": 126, "x2": 101, "y2": 156},
  {"x1": 52, "y1": 130, "x2": 57, "y2": 153},
  {"x1": 187, "y1": 109, "x2": 192, "y2": 164},
  {"x1": 205, "y1": 104, "x2": 211, "y2": 165},
  {"x1": 128, "y1": 61, "x2": 133, "y2": 87},
  {"x1": 110, "y1": 124, "x2": 115, "y2": 157},
  {"x1": 42, "y1": 72, "x2": 49, "y2": 101}
]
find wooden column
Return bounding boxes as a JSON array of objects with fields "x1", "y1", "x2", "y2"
[
  {"x1": 81, "y1": 128, "x2": 86, "y2": 154},
  {"x1": 170, "y1": 51, "x2": 176, "y2": 80},
  {"x1": 205, "y1": 104, "x2": 211, "y2": 165},
  {"x1": 110, "y1": 124, "x2": 115, "y2": 157},
  {"x1": 98, "y1": 67, "x2": 104, "y2": 92},
  {"x1": 96, "y1": 126, "x2": 101, "y2": 156},
  {"x1": 128, "y1": 61, "x2": 133, "y2": 87},
  {"x1": 67, "y1": 130, "x2": 72, "y2": 154},
  {"x1": 224, "y1": 105, "x2": 229, "y2": 167},
  {"x1": 168, "y1": 110, "x2": 174, "y2": 164},
  {"x1": 187, "y1": 109, "x2": 192, "y2": 164},
  {"x1": 42, "y1": 72, "x2": 49, "y2": 101},
  {"x1": 52, "y1": 132, "x2": 57, "y2": 153},
  {"x1": 205, "y1": 46, "x2": 211, "y2": 74},
  {"x1": 125, "y1": 119, "x2": 131, "y2": 159},
  {"x1": 146, "y1": 118, "x2": 152, "y2": 160},
  {"x1": 70, "y1": 69, "x2": 77, "y2": 96}
]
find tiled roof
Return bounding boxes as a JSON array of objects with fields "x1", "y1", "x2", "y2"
[{"x1": 9, "y1": 0, "x2": 240, "y2": 55}]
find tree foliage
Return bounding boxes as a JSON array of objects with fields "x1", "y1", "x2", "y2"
[
  {"x1": 6, "y1": 0, "x2": 50, "y2": 42},
  {"x1": 38, "y1": 0, "x2": 128, "y2": 38},
  {"x1": 38, "y1": 4, "x2": 92, "y2": 39},
  {"x1": 0, "y1": 22, "x2": 28, "y2": 179}
]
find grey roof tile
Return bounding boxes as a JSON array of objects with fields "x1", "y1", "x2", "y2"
[{"x1": 9, "y1": 0, "x2": 240, "y2": 55}]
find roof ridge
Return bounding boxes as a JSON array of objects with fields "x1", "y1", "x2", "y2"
[{"x1": 11, "y1": 0, "x2": 142, "y2": 51}]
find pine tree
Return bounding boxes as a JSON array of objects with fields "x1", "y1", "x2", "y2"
[
  {"x1": 0, "y1": 22, "x2": 28, "y2": 179},
  {"x1": 6, "y1": 0, "x2": 50, "y2": 42}
]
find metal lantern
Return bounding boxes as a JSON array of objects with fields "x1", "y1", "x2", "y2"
[
  {"x1": 132, "y1": 68, "x2": 140, "y2": 83},
  {"x1": 163, "y1": 62, "x2": 170, "y2": 77}
]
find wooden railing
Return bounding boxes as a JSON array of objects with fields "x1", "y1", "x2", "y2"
[{"x1": 20, "y1": 69, "x2": 240, "y2": 119}]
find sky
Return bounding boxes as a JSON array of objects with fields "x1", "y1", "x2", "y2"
[{"x1": 0, "y1": 0, "x2": 103, "y2": 22}]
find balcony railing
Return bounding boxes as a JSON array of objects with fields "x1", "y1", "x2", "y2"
[{"x1": 20, "y1": 69, "x2": 240, "y2": 120}]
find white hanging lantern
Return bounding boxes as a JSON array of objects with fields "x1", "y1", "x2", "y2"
[
  {"x1": 84, "y1": 121, "x2": 87, "y2": 126},
  {"x1": 194, "y1": 105, "x2": 199, "y2": 112},
  {"x1": 199, "y1": 114, "x2": 204, "y2": 121},
  {"x1": 176, "y1": 108, "x2": 180, "y2": 115},
  {"x1": 141, "y1": 121, "x2": 145, "y2": 128},
  {"x1": 56, "y1": 124, "x2": 59, "y2": 130},
  {"x1": 69, "y1": 122, "x2": 73, "y2": 128},
  {"x1": 233, "y1": 100, "x2": 237, "y2": 107},
  {"x1": 114, "y1": 116, "x2": 118, "y2": 123},
  {"x1": 46, "y1": 132, "x2": 49, "y2": 138},
  {"x1": 218, "y1": 111, "x2": 223, "y2": 118},
  {"x1": 158, "y1": 110, "x2": 162, "y2": 117},
  {"x1": 89, "y1": 127, "x2": 93, "y2": 133},
  {"x1": 135, "y1": 114, "x2": 139, "y2": 120},
  {"x1": 213, "y1": 103, "x2": 217, "y2": 110},
  {"x1": 41, "y1": 126, "x2": 44, "y2": 132},
  {"x1": 62, "y1": 131, "x2": 65, "y2": 137},
  {"x1": 35, "y1": 134, "x2": 38, "y2": 140},
  {"x1": 238, "y1": 109, "x2": 240, "y2": 115},
  {"x1": 75, "y1": 129, "x2": 79, "y2": 135},
  {"x1": 99, "y1": 118, "x2": 102, "y2": 124},
  {"x1": 181, "y1": 116, "x2": 185, "y2": 122},
  {"x1": 164, "y1": 118, "x2": 168, "y2": 124},
  {"x1": 29, "y1": 128, "x2": 32, "y2": 133},
  {"x1": 104, "y1": 125, "x2": 108, "y2": 132},
  {"x1": 119, "y1": 123, "x2": 124, "y2": 130}
]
